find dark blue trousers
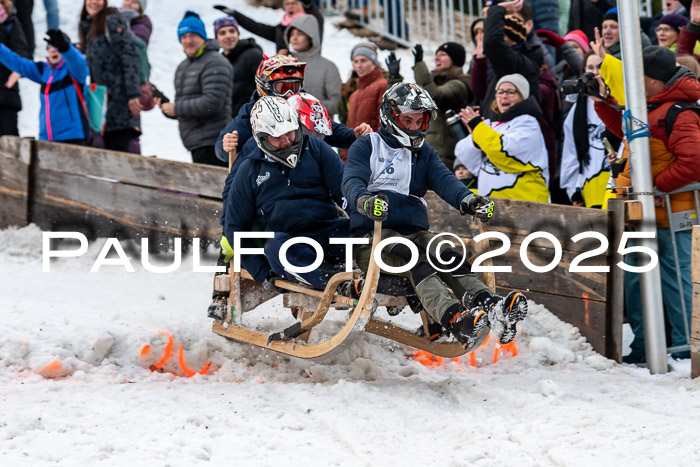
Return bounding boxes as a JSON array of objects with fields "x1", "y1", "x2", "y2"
[{"x1": 264, "y1": 218, "x2": 350, "y2": 289}]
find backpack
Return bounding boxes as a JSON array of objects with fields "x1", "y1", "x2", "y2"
[{"x1": 652, "y1": 101, "x2": 700, "y2": 139}]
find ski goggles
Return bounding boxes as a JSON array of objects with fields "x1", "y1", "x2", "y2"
[
  {"x1": 273, "y1": 79, "x2": 302, "y2": 97},
  {"x1": 393, "y1": 110, "x2": 431, "y2": 132}
]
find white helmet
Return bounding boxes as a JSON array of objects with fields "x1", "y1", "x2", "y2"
[{"x1": 251, "y1": 96, "x2": 303, "y2": 169}]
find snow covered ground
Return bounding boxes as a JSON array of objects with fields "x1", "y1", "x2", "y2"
[{"x1": 3, "y1": 0, "x2": 700, "y2": 465}]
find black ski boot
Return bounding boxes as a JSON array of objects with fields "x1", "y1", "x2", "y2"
[
  {"x1": 415, "y1": 318, "x2": 446, "y2": 342},
  {"x1": 207, "y1": 295, "x2": 228, "y2": 321},
  {"x1": 483, "y1": 291, "x2": 528, "y2": 344},
  {"x1": 444, "y1": 304, "x2": 489, "y2": 349},
  {"x1": 338, "y1": 278, "x2": 364, "y2": 300}
]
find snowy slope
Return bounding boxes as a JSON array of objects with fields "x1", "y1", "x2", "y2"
[
  {"x1": 2, "y1": 225, "x2": 700, "y2": 465},
  {"x1": 3, "y1": 1, "x2": 700, "y2": 465}
]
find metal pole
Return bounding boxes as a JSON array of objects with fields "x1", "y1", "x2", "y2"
[
  {"x1": 459, "y1": 0, "x2": 466, "y2": 52},
  {"x1": 434, "y1": 0, "x2": 440, "y2": 45},
  {"x1": 417, "y1": 0, "x2": 422, "y2": 47},
  {"x1": 618, "y1": 0, "x2": 667, "y2": 374},
  {"x1": 424, "y1": 0, "x2": 431, "y2": 52},
  {"x1": 448, "y1": 0, "x2": 455, "y2": 42}
]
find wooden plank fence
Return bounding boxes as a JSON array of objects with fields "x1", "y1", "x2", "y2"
[{"x1": 0, "y1": 136, "x2": 625, "y2": 359}]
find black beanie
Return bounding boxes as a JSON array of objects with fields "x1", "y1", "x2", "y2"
[
  {"x1": 643, "y1": 46, "x2": 677, "y2": 82},
  {"x1": 603, "y1": 8, "x2": 618, "y2": 23},
  {"x1": 504, "y1": 15, "x2": 527, "y2": 44},
  {"x1": 436, "y1": 42, "x2": 466, "y2": 67}
]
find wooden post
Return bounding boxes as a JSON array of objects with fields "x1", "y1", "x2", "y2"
[
  {"x1": 607, "y1": 199, "x2": 626, "y2": 363},
  {"x1": 691, "y1": 226, "x2": 700, "y2": 378}
]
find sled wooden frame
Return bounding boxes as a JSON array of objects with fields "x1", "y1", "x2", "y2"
[{"x1": 211, "y1": 220, "x2": 495, "y2": 359}]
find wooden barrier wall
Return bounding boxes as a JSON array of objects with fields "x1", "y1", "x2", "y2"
[
  {"x1": 692, "y1": 226, "x2": 700, "y2": 379},
  {"x1": 425, "y1": 193, "x2": 625, "y2": 359},
  {"x1": 23, "y1": 138, "x2": 227, "y2": 249},
  {"x1": 0, "y1": 137, "x2": 624, "y2": 358}
]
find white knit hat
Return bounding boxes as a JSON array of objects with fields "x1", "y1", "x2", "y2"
[{"x1": 495, "y1": 73, "x2": 529, "y2": 99}]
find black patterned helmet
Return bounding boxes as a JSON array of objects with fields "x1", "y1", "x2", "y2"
[{"x1": 379, "y1": 83, "x2": 437, "y2": 150}]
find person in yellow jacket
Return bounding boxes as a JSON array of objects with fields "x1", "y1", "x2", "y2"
[{"x1": 454, "y1": 73, "x2": 549, "y2": 202}]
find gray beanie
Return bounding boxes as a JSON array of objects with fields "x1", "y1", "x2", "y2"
[
  {"x1": 495, "y1": 73, "x2": 529, "y2": 99},
  {"x1": 351, "y1": 42, "x2": 379, "y2": 66}
]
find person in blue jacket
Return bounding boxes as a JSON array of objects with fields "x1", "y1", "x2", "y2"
[
  {"x1": 224, "y1": 96, "x2": 349, "y2": 290},
  {"x1": 342, "y1": 82, "x2": 529, "y2": 350},
  {"x1": 0, "y1": 29, "x2": 89, "y2": 145},
  {"x1": 215, "y1": 54, "x2": 369, "y2": 163}
]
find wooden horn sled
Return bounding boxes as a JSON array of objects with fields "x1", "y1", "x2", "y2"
[{"x1": 211, "y1": 220, "x2": 496, "y2": 359}]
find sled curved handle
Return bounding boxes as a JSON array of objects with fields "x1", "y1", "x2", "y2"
[{"x1": 213, "y1": 221, "x2": 383, "y2": 359}]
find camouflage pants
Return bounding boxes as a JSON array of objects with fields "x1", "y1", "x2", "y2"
[{"x1": 354, "y1": 229, "x2": 490, "y2": 324}]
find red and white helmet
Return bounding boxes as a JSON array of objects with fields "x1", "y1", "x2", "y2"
[
  {"x1": 255, "y1": 54, "x2": 306, "y2": 98},
  {"x1": 251, "y1": 96, "x2": 303, "y2": 168},
  {"x1": 287, "y1": 92, "x2": 333, "y2": 138}
]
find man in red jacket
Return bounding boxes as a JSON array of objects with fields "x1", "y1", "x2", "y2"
[{"x1": 593, "y1": 46, "x2": 700, "y2": 363}]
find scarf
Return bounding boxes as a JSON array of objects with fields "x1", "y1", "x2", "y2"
[
  {"x1": 281, "y1": 12, "x2": 304, "y2": 27},
  {"x1": 572, "y1": 93, "x2": 590, "y2": 174}
]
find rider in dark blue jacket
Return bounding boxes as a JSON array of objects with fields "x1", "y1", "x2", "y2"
[
  {"x1": 0, "y1": 30, "x2": 89, "y2": 143},
  {"x1": 224, "y1": 96, "x2": 348, "y2": 288},
  {"x1": 342, "y1": 82, "x2": 528, "y2": 351}
]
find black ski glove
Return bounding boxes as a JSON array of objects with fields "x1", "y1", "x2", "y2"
[
  {"x1": 357, "y1": 193, "x2": 389, "y2": 222},
  {"x1": 385, "y1": 52, "x2": 401, "y2": 78},
  {"x1": 412, "y1": 44, "x2": 423, "y2": 65},
  {"x1": 213, "y1": 4, "x2": 236, "y2": 16},
  {"x1": 45, "y1": 29, "x2": 70, "y2": 53},
  {"x1": 460, "y1": 194, "x2": 494, "y2": 222}
]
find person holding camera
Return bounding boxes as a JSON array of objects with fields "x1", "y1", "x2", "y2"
[
  {"x1": 454, "y1": 73, "x2": 549, "y2": 203},
  {"x1": 560, "y1": 50, "x2": 619, "y2": 208},
  {"x1": 592, "y1": 46, "x2": 700, "y2": 362}
]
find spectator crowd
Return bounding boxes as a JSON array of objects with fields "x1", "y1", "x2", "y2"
[{"x1": 1, "y1": 0, "x2": 699, "y2": 361}]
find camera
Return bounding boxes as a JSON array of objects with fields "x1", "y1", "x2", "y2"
[
  {"x1": 561, "y1": 72, "x2": 600, "y2": 97},
  {"x1": 445, "y1": 110, "x2": 468, "y2": 141}
]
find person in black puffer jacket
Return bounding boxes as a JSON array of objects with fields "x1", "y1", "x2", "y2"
[
  {"x1": 79, "y1": 0, "x2": 142, "y2": 153},
  {"x1": 156, "y1": 11, "x2": 232, "y2": 167},
  {"x1": 0, "y1": 0, "x2": 29, "y2": 137},
  {"x1": 214, "y1": 16, "x2": 263, "y2": 118}
]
